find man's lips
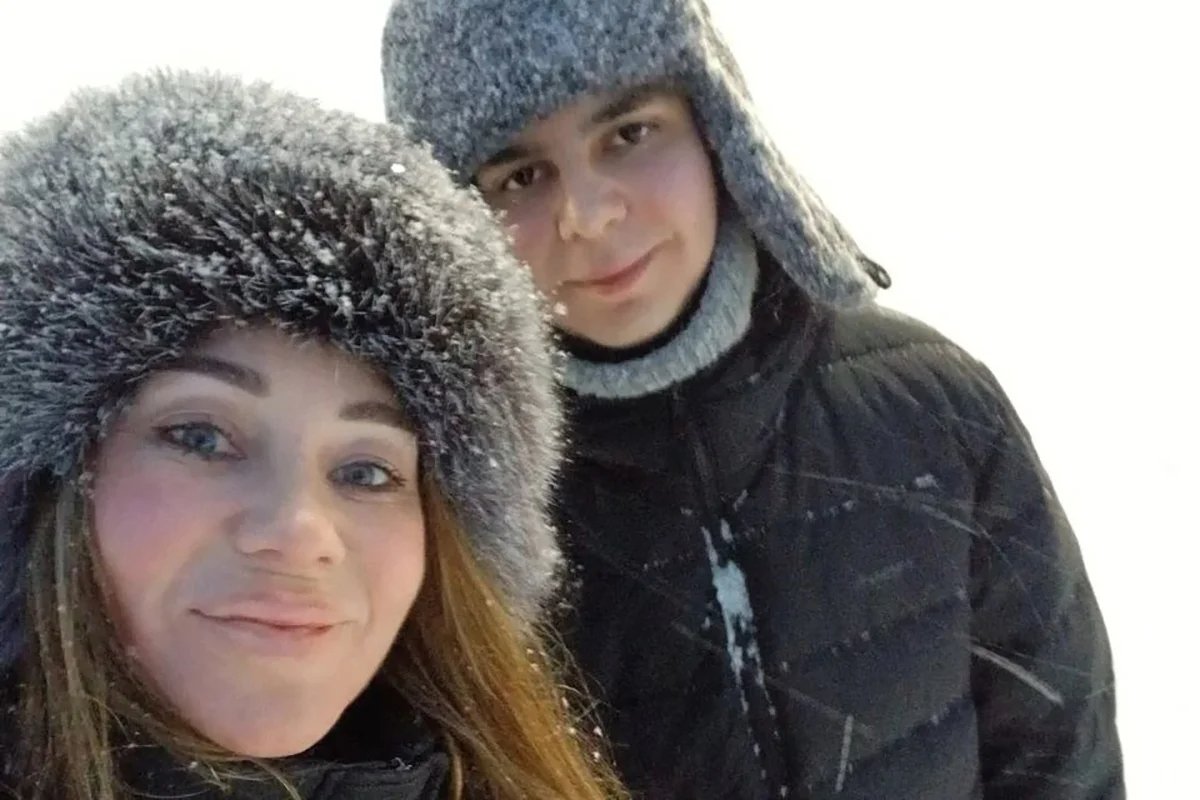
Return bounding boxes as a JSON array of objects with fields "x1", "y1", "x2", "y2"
[{"x1": 566, "y1": 247, "x2": 658, "y2": 293}]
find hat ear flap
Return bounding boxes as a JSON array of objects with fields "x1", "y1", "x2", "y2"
[{"x1": 685, "y1": 56, "x2": 883, "y2": 304}]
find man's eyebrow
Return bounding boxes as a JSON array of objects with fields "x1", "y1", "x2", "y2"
[
  {"x1": 479, "y1": 142, "x2": 536, "y2": 171},
  {"x1": 164, "y1": 354, "x2": 268, "y2": 396},
  {"x1": 477, "y1": 82, "x2": 681, "y2": 173},
  {"x1": 587, "y1": 82, "x2": 679, "y2": 129}
]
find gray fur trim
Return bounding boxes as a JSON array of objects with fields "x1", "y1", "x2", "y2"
[
  {"x1": 0, "y1": 71, "x2": 563, "y2": 644},
  {"x1": 381, "y1": 0, "x2": 887, "y2": 307},
  {"x1": 562, "y1": 213, "x2": 758, "y2": 399}
]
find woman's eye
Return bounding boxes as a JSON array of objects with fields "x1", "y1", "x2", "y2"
[
  {"x1": 500, "y1": 164, "x2": 544, "y2": 193},
  {"x1": 158, "y1": 422, "x2": 238, "y2": 460},
  {"x1": 332, "y1": 460, "x2": 404, "y2": 492}
]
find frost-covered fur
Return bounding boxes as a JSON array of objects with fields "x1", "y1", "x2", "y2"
[
  {"x1": 0, "y1": 71, "x2": 563, "y2": 651},
  {"x1": 381, "y1": 0, "x2": 888, "y2": 306}
]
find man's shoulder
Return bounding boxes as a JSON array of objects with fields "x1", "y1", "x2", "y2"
[
  {"x1": 794, "y1": 300, "x2": 1010, "y2": 428},
  {"x1": 813, "y1": 301, "x2": 961, "y2": 369}
]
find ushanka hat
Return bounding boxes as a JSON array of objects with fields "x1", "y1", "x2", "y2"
[
  {"x1": 381, "y1": 0, "x2": 890, "y2": 306},
  {"x1": 0, "y1": 71, "x2": 563, "y2": 649}
]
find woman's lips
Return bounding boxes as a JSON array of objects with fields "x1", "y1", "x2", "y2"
[
  {"x1": 190, "y1": 599, "x2": 350, "y2": 656},
  {"x1": 197, "y1": 599, "x2": 344, "y2": 627},
  {"x1": 192, "y1": 611, "x2": 342, "y2": 656}
]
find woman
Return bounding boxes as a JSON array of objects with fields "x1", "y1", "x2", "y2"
[{"x1": 0, "y1": 71, "x2": 623, "y2": 800}]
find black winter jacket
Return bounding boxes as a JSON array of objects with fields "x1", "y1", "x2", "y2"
[
  {"x1": 559, "y1": 261, "x2": 1122, "y2": 799},
  {"x1": 0, "y1": 681, "x2": 448, "y2": 799}
]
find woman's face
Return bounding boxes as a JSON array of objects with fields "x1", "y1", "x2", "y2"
[{"x1": 91, "y1": 327, "x2": 426, "y2": 757}]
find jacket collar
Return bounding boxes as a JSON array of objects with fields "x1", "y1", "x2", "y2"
[{"x1": 565, "y1": 253, "x2": 825, "y2": 498}]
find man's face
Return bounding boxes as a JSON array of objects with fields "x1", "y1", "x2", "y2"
[{"x1": 475, "y1": 86, "x2": 719, "y2": 348}]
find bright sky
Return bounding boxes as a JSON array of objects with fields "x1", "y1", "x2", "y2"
[{"x1": 2, "y1": 1, "x2": 1195, "y2": 794}]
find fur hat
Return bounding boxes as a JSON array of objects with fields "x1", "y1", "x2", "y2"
[
  {"x1": 0, "y1": 70, "x2": 563, "y2": 650},
  {"x1": 381, "y1": 0, "x2": 890, "y2": 306}
]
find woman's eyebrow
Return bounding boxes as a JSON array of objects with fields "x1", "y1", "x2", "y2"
[
  {"x1": 164, "y1": 354, "x2": 268, "y2": 396},
  {"x1": 340, "y1": 400, "x2": 414, "y2": 433}
]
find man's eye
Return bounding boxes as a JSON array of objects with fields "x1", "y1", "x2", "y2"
[
  {"x1": 501, "y1": 164, "x2": 544, "y2": 192},
  {"x1": 612, "y1": 122, "x2": 654, "y2": 147},
  {"x1": 158, "y1": 422, "x2": 238, "y2": 460},
  {"x1": 332, "y1": 460, "x2": 404, "y2": 492}
]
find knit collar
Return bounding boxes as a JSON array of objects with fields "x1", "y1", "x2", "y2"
[{"x1": 561, "y1": 213, "x2": 759, "y2": 400}]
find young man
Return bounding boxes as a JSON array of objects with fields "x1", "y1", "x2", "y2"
[{"x1": 381, "y1": 1, "x2": 1123, "y2": 798}]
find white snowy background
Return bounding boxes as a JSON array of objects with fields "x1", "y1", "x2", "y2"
[{"x1": 1, "y1": 1, "x2": 1194, "y2": 795}]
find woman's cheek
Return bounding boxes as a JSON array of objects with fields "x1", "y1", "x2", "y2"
[
  {"x1": 357, "y1": 510, "x2": 427, "y2": 632},
  {"x1": 92, "y1": 446, "x2": 232, "y2": 606}
]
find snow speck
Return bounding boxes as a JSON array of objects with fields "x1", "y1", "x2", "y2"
[
  {"x1": 703, "y1": 521, "x2": 754, "y2": 679},
  {"x1": 702, "y1": 520, "x2": 783, "y2": 767},
  {"x1": 835, "y1": 715, "x2": 854, "y2": 792},
  {"x1": 913, "y1": 473, "x2": 940, "y2": 490}
]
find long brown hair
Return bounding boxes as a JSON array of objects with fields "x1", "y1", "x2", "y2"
[{"x1": 10, "y1": 472, "x2": 625, "y2": 800}]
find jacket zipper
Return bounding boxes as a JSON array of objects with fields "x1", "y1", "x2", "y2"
[{"x1": 670, "y1": 387, "x2": 789, "y2": 798}]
